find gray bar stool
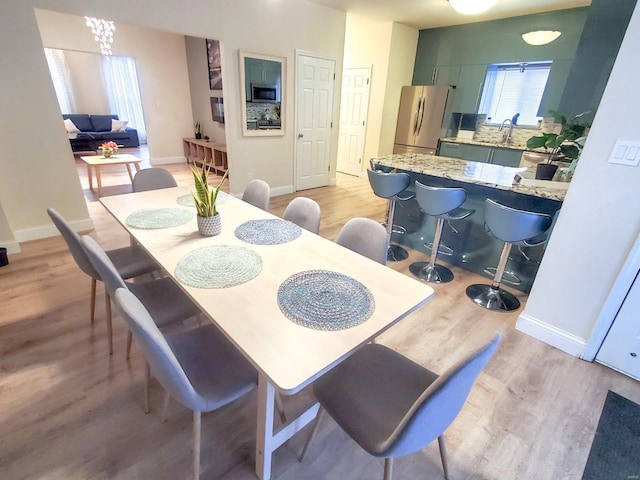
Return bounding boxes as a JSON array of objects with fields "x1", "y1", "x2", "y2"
[
  {"x1": 367, "y1": 169, "x2": 415, "y2": 262},
  {"x1": 466, "y1": 198, "x2": 552, "y2": 311},
  {"x1": 409, "y1": 181, "x2": 474, "y2": 283}
]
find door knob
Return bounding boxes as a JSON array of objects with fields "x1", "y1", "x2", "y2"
[{"x1": 297, "y1": 133, "x2": 304, "y2": 139}]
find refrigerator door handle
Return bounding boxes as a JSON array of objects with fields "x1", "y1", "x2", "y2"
[
  {"x1": 416, "y1": 96, "x2": 426, "y2": 136},
  {"x1": 413, "y1": 98, "x2": 421, "y2": 135}
]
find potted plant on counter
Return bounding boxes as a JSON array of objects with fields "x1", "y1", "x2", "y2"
[
  {"x1": 526, "y1": 110, "x2": 591, "y2": 180},
  {"x1": 192, "y1": 164, "x2": 228, "y2": 236}
]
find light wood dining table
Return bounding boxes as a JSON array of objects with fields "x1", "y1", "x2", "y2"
[{"x1": 100, "y1": 186, "x2": 434, "y2": 480}]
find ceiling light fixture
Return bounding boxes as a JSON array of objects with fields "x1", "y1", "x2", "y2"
[
  {"x1": 448, "y1": 0, "x2": 497, "y2": 15},
  {"x1": 85, "y1": 17, "x2": 116, "y2": 55},
  {"x1": 522, "y1": 30, "x2": 562, "y2": 46}
]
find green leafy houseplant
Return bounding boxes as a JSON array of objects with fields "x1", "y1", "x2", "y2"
[
  {"x1": 191, "y1": 164, "x2": 228, "y2": 218},
  {"x1": 526, "y1": 110, "x2": 591, "y2": 163}
]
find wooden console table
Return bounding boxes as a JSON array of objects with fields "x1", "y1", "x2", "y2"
[{"x1": 183, "y1": 138, "x2": 228, "y2": 174}]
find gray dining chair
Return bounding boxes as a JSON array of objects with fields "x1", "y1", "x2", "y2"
[
  {"x1": 81, "y1": 235, "x2": 200, "y2": 368},
  {"x1": 132, "y1": 168, "x2": 178, "y2": 192},
  {"x1": 283, "y1": 197, "x2": 321, "y2": 234},
  {"x1": 300, "y1": 334, "x2": 502, "y2": 480},
  {"x1": 47, "y1": 208, "x2": 158, "y2": 354},
  {"x1": 113, "y1": 288, "x2": 258, "y2": 480},
  {"x1": 242, "y1": 179, "x2": 270, "y2": 211},
  {"x1": 336, "y1": 217, "x2": 388, "y2": 265}
]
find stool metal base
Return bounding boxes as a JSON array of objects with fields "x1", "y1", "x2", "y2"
[
  {"x1": 409, "y1": 261, "x2": 454, "y2": 284},
  {"x1": 387, "y1": 244, "x2": 409, "y2": 262},
  {"x1": 483, "y1": 267, "x2": 522, "y2": 286},
  {"x1": 466, "y1": 284, "x2": 521, "y2": 312}
]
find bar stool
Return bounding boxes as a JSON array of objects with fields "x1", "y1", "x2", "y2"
[
  {"x1": 409, "y1": 181, "x2": 474, "y2": 283},
  {"x1": 466, "y1": 198, "x2": 552, "y2": 311},
  {"x1": 367, "y1": 169, "x2": 415, "y2": 262}
]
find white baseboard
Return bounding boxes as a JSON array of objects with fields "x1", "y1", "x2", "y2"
[
  {"x1": 270, "y1": 185, "x2": 294, "y2": 197},
  {"x1": 516, "y1": 313, "x2": 586, "y2": 357},
  {"x1": 150, "y1": 156, "x2": 188, "y2": 166},
  {"x1": 1, "y1": 239, "x2": 22, "y2": 254},
  {"x1": 13, "y1": 217, "x2": 94, "y2": 243}
]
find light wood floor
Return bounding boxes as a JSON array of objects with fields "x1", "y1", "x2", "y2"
[{"x1": 1, "y1": 152, "x2": 638, "y2": 480}]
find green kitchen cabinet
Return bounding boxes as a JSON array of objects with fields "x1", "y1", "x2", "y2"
[
  {"x1": 244, "y1": 57, "x2": 282, "y2": 99},
  {"x1": 450, "y1": 64, "x2": 488, "y2": 113},
  {"x1": 537, "y1": 59, "x2": 573, "y2": 117},
  {"x1": 438, "y1": 141, "x2": 465, "y2": 159},
  {"x1": 461, "y1": 143, "x2": 492, "y2": 163},
  {"x1": 439, "y1": 141, "x2": 523, "y2": 167},
  {"x1": 491, "y1": 147, "x2": 523, "y2": 167},
  {"x1": 414, "y1": 64, "x2": 460, "y2": 86}
]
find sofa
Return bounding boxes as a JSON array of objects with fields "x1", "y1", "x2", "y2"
[{"x1": 63, "y1": 114, "x2": 140, "y2": 152}]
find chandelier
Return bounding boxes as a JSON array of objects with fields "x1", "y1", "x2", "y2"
[{"x1": 85, "y1": 17, "x2": 116, "y2": 55}]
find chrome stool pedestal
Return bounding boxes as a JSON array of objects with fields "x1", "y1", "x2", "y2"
[{"x1": 466, "y1": 199, "x2": 552, "y2": 312}]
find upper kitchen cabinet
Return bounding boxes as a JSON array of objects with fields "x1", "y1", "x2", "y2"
[
  {"x1": 418, "y1": 64, "x2": 461, "y2": 86},
  {"x1": 537, "y1": 59, "x2": 573, "y2": 117},
  {"x1": 450, "y1": 64, "x2": 487, "y2": 113},
  {"x1": 244, "y1": 57, "x2": 282, "y2": 100}
]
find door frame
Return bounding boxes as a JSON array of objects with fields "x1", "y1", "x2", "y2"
[
  {"x1": 583, "y1": 231, "x2": 640, "y2": 360},
  {"x1": 293, "y1": 49, "x2": 338, "y2": 191}
]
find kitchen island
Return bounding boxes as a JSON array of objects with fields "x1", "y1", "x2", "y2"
[{"x1": 373, "y1": 153, "x2": 565, "y2": 293}]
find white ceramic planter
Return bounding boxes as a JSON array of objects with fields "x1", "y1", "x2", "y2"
[{"x1": 197, "y1": 214, "x2": 222, "y2": 236}]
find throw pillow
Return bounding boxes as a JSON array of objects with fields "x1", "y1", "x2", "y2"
[
  {"x1": 111, "y1": 119, "x2": 129, "y2": 132},
  {"x1": 64, "y1": 118, "x2": 80, "y2": 133}
]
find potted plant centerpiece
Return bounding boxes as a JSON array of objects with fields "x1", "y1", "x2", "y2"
[
  {"x1": 526, "y1": 111, "x2": 591, "y2": 180},
  {"x1": 194, "y1": 121, "x2": 202, "y2": 139},
  {"x1": 192, "y1": 163, "x2": 228, "y2": 236},
  {"x1": 98, "y1": 141, "x2": 118, "y2": 158}
]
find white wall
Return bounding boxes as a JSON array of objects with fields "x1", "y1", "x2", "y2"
[
  {"x1": 0, "y1": 0, "x2": 345, "y2": 246},
  {"x1": 517, "y1": 4, "x2": 640, "y2": 354}
]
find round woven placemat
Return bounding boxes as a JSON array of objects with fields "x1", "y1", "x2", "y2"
[
  {"x1": 277, "y1": 270, "x2": 375, "y2": 331},
  {"x1": 235, "y1": 219, "x2": 302, "y2": 245},
  {"x1": 175, "y1": 245, "x2": 263, "y2": 288},
  {"x1": 176, "y1": 191, "x2": 230, "y2": 207},
  {"x1": 125, "y1": 208, "x2": 193, "y2": 229}
]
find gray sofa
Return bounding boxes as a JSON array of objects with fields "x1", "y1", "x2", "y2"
[{"x1": 63, "y1": 114, "x2": 140, "y2": 152}]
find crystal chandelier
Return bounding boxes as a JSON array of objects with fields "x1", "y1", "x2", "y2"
[{"x1": 85, "y1": 17, "x2": 116, "y2": 55}]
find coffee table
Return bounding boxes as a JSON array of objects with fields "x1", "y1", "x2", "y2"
[{"x1": 79, "y1": 153, "x2": 142, "y2": 197}]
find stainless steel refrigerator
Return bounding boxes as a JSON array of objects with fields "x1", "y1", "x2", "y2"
[{"x1": 393, "y1": 85, "x2": 452, "y2": 155}]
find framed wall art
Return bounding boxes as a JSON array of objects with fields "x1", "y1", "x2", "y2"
[{"x1": 206, "y1": 39, "x2": 222, "y2": 90}]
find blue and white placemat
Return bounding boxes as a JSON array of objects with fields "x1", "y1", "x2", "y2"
[
  {"x1": 277, "y1": 270, "x2": 375, "y2": 331},
  {"x1": 125, "y1": 208, "x2": 193, "y2": 229},
  {"x1": 176, "y1": 191, "x2": 230, "y2": 207},
  {"x1": 235, "y1": 219, "x2": 302, "y2": 245},
  {"x1": 175, "y1": 245, "x2": 263, "y2": 288}
]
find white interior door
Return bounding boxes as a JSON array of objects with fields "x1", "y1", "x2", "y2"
[
  {"x1": 295, "y1": 52, "x2": 335, "y2": 190},
  {"x1": 336, "y1": 67, "x2": 371, "y2": 176},
  {"x1": 596, "y1": 271, "x2": 640, "y2": 381}
]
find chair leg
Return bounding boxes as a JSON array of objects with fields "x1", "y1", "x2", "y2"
[
  {"x1": 438, "y1": 435, "x2": 450, "y2": 480},
  {"x1": 90, "y1": 279, "x2": 97, "y2": 324},
  {"x1": 161, "y1": 391, "x2": 171, "y2": 422},
  {"x1": 104, "y1": 288, "x2": 113, "y2": 355},
  {"x1": 383, "y1": 458, "x2": 393, "y2": 480},
  {"x1": 144, "y1": 361, "x2": 151, "y2": 414},
  {"x1": 126, "y1": 331, "x2": 133, "y2": 360},
  {"x1": 193, "y1": 410, "x2": 201, "y2": 480},
  {"x1": 299, "y1": 407, "x2": 325, "y2": 462},
  {"x1": 275, "y1": 392, "x2": 287, "y2": 424}
]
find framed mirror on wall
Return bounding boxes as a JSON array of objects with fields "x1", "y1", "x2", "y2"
[{"x1": 238, "y1": 50, "x2": 285, "y2": 137}]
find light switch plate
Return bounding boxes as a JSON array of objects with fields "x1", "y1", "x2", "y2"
[{"x1": 609, "y1": 140, "x2": 640, "y2": 166}]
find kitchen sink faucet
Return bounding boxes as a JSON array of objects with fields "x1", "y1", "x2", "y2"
[{"x1": 499, "y1": 113, "x2": 519, "y2": 144}]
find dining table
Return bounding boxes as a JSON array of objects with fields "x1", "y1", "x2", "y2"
[{"x1": 100, "y1": 185, "x2": 434, "y2": 479}]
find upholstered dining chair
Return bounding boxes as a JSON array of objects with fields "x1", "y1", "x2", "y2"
[
  {"x1": 300, "y1": 334, "x2": 502, "y2": 480},
  {"x1": 47, "y1": 207, "x2": 158, "y2": 354},
  {"x1": 114, "y1": 288, "x2": 258, "y2": 480},
  {"x1": 336, "y1": 217, "x2": 388, "y2": 265},
  {"x1": 132, "y1": 168, "x2": 178, "y2": 192},
  {"x1": 242, "y1": 179, "x2": 270, "y2": 211},
  {"x1": 283, "y1": 197, "x2": 321, "y2": 234},
  {"x1": 81, "y1": 235, "x2": 200, "y2": 368}
]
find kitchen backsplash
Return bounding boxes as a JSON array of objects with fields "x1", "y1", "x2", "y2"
[
  {"x1": 246, "y1": 103, "x2": 281, "y2": 121},
  {"x1": 472, "y1": 117, "x2": 562, "y2": 146}
]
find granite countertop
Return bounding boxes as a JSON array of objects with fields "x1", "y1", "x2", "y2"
[
  {"x1": 374, "y1": 153, "x2": 567, "y2": 202},
  {"x1": 440, "y1": 137, "x2": 535, "y2": 152}
]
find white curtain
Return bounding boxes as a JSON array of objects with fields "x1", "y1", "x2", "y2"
[
  {"x1": 44, "y1": 48, "x2": 77, "y2": 114},
  {"x1": 101, "y1": 56, "x2": 147, "y2": 143}
]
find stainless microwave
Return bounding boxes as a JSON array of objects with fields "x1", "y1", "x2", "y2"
[{"x1": 251, "y1": 83, "x2": 278, "y2": 103}]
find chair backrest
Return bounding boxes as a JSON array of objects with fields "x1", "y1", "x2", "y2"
[
  {"x1": 484, "y1": 198, "x2": 552, "y2": 243},
  {"x1": 47, "y1": 208, "x2": 99, "y2": 280},
  {"x1": 383, "y1": 333, "x2": 501, "y2": 458},
  {"x1": 242, "y1": 179, "x2": 270, "y2": 211},
  {"x1": 132, "y1": 168, "x2": 177, "y2": 192},
  {"x1": 336, "y1": 218, "x2": 388, "y2": 265},
  {"x1": 114, "y1": 288, "x2": 204, "y2": 411},
  {"x1": 414, "y1": 181, "x2": 466, "y2": 217},
  {"x1": 80, "y1": 235, "x2": 127, "y2": 298},
  {"x1": 283, "y1": 197, "x2": 321, "y2": 234},
  {"x1": 367, "y1": 169, "x2": 411, "y2": 199}
]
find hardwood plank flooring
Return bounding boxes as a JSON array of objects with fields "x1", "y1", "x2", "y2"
[{"x1": 1, "y1": 152, "x2": 638, "y2": 479}]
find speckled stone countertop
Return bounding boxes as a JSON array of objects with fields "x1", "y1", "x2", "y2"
[
  {"x1": 440, "y1": 137, "x2": 538, "y2": 152},
  {"x1": 374, "y1": 153, "x2": 566, "y2": 202}
]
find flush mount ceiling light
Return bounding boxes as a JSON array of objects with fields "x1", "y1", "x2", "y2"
[
  {"x1": 522, "y1": 30, "x2": 562, "y2": 46},
  {"x1": 448, "y1": 0, "x2": 498, "y2": 15}
]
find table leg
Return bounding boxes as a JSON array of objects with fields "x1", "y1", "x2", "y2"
[
  {"x1": 125, "y1": 163, "x2": 135, "y2": 183},
  {"x1": 87, "y1": 164, "x2": 93, "y2": 190},
  {"x1": 255, "y1": 374, "x2": 320, "y2": 480},
  {"x1": 96, "y1": 166, "x2": 103, "y2": 197}
]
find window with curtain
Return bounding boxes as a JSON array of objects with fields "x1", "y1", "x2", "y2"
[
  {"x1": 44, "y1": 48, "x2": 77, "y2": 114},
  {"x1": 478, "y1": 61, "x2": 552, "y2": 126},
  {"x1": 101, "y1": 55, "x2": 147, "y2": 143}
]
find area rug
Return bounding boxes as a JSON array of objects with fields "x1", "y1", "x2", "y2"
[{"x1": 582, "y1": 390, "x2": 640, "y2": 479}]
